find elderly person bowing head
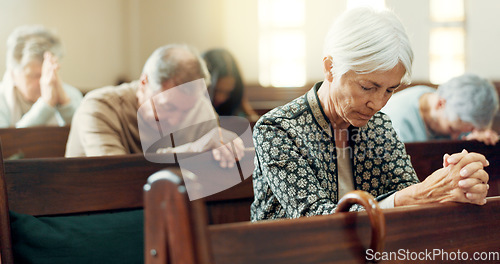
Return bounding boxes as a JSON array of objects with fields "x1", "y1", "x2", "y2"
[
  {"x1": 251, "y1": 7, "x2": 489, "y2": 221},
  {"x1": 382, "y1": 73, "x2": 499, "y2": 145},
  {"x1": 0, "y1": 25, "x2": 82, "y2": 128}
]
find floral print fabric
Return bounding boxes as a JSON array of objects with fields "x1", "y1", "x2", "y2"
[{"x1": 251, "y1": 82, "x2": 419, "y2": 221}]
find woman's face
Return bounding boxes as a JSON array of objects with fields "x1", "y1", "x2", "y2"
[
  {"x1": 330, "y1": 63, "x2": 406, "y2": 128},
  {"x1": 213, "y1": 76, "x2": 235, "y2": 107},
  {"x1": 11, "y1": 61, "x2": 43, "y2": 103}
]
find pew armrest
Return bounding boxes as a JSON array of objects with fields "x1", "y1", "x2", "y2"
[{"x1": 337, "y1": 190, "x2": 386, "y2": 255}]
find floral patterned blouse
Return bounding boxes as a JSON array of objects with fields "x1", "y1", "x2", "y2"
[{"x1": 250, "y1": 82, "x2": 420, "y2": 221}]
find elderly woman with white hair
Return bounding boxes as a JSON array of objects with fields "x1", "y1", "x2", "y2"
[
  {"x1": 0, "y1": 25, "x2": 82, "y2": 128},
  {"x1": 251, "y1": 7, "x2": 490, "y2": 221},
  {"x1": 383, "y1": 74, "x2": 499, "y2": 145}
]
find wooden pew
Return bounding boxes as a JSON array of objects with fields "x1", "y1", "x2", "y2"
[
  {"x1": 144, "y1": 169, "x2": 500, "y2": 264},
  {"x1": 0, "y1": 148, "x2": 174, "y2": 264},
  {"x1": 144, "y1": 169, "x2": 386, "y2": 264},
  {"x1": 0, "y1": 126, "x2": 70, "y2": 159},
  {"x1": 405, "y1": 140, "x2": 500, "y2": 196},
  {"x1": 195, "y1": 139, "x2": 500, "y2": 226}
]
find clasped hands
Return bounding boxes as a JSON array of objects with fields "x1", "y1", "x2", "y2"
[
  {"x1": 39, "y1": 52, "x2": 70, "y2": 107},
  {"x1": 422, "y1": 149, "x2": 489, "y2": 205}
]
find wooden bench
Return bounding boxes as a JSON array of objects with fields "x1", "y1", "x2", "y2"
[
  {"x1": 0, "y1": 126, "x2": 70, "y2": 159},
  {"x1": 144, "y1": 169, "x2": 500, "y2": 264},
  {"x1": 405, "y1": 140, "x2": 500, "y2": 196},
  {"x1": 0, "y1": 147, "x2": 174, "y2": 263},
  {"x1": 202, "y1": 140, "x2": 500, "y2": 226},
  {"x1": 144, "y1": 169, "x2": 386, "y2": 264}
]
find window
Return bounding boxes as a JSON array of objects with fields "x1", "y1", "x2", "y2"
[
  {"x1": 258, "y1": 0, "x2": 305, "y2": 87},
  {"x1": 429, "y1": 0, "x2": 465, "y2": 84},
  {"x1": 346, "y1": 0, "x2": 385, "y2": 10}
]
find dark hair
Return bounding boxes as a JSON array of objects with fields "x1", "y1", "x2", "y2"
[{"x1": 202, "y1": 48, "x2": 244, "y2": 116}]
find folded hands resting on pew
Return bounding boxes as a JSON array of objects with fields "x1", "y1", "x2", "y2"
[
  {"x1": 395, "y1": 149, "x2": 489, "y2": 206},
  {"x1": 156, "y1": 127, "x2": 245, "y2": 168}
]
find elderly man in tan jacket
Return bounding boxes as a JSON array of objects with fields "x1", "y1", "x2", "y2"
[{"x1": 66, "y1": 44, "x2": 245, "y2": 168}]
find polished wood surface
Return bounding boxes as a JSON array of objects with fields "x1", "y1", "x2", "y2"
[
  {"x1": 209, "y1": 197, "x2": 500, "y2": 264},
  {"x1": 0, "y1": 150, "x2": 175, "y2": 264},
  {"x1": 144, "y1": 170, "x2": 385, "y2": 264},
  {"x1": 382, "y1": 197, "x2": 500, "y2": 264},
  {"x1": 4, "y1": 154, "x2": 172, "y2": 216},
  {"x1": 0, "y1": 126, "x2": 70, "y2": 159},
  {"x1": 337, "y1": 190, "x2": 386, "y2": 255}
]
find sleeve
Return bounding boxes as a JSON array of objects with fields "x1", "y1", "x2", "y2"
[
  {"x1": 15, "y1": 99, "x2": 57, "y2": 128},
  {"x1": 71, "y1": 98, "x2": 127, "y2": 156},
  {"x1": 254, "y1": 119, "x2": 362, "y2": 219},
  {"x1": 377, "y1": 193, "x2": 396, "y2": 209},
  {"x1": 381, "y1": 116, "x2": 421, "y2": 191},
  {"x1": 55, "y1": 84, "x2": 83, "y2": 126}
]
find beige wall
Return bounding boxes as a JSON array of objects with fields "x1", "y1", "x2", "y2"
[{"x1": 0, "y1": 0, "x2": 499, "y2": 92}]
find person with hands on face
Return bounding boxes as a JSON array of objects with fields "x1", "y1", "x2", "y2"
[
  {"x1": 66, "y1": 44, "x2": 244, "y2": 168},
  {"x1": 250, "y1": 7, "x2": 490, "y2": 221},
  {"x1": 0, "y1": 25, "x2": 82, "y2": 128}
]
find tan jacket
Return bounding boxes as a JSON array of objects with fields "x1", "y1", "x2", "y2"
[{"x1": 65, "y1": 81, "x2": 217, "y2": 157}]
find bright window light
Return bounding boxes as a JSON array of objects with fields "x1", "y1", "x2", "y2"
[
  {"x1": 258, "y1": 0, "x2": 306, "y2": 87},
  {"x1": 347, "y1": 0, "x2": 386, "y2": 10},
  {"x1": 431, "y1": 0, "x2": 464, "y2": 22},
  {"x1": 429, "y1": 0, "x2": 465, "y2": 84},
  {"x1": 430, "y1": 28, "x2": 465, "y2": 84}
]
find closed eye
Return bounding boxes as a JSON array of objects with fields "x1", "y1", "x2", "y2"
[{"x1": 361, "y1": 85, "x2": 374, "y2": 91}]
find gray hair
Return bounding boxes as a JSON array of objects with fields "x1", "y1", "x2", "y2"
[
  {"x1": 437, "y1": 73, "x2": 499, "y2": 129},
  {"x1": 323, "y1": 7, "x2": 413, "y2": 84},
  {"x1": 141, "y1": 44, "x2": 210, "y2": 93},
  {"x1": 6, "y1": 25, "x2": 63, "y2": 70}
]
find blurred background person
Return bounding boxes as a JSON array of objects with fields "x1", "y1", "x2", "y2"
[
  {"x1": 0, "y1": 25, "x2": 82, "y2": 128},
  {"x1": 202, "y1": 48, "x2": 259, "y2": 122},
  {"x1": 66, "y1": 44, "x2": 244, "y2": 168},
  {"x1": 382, "y1": 73, "x2": 499, "y2": 145}
]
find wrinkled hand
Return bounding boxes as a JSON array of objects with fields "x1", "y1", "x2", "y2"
[
  {"x1": 40, "y1": 52, "x2": 69, "y2": 106},
  {"x1": 463, "y1": 129, "x2": 499, "y2": 146},
  {"x1": 190, "y1": 127, "x2": 245, "y2": 168},
  {"x1": 426, "y1": 149, "x2": 489, "y2": 205}
]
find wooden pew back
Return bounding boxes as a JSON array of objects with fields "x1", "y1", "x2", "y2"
[
  {"x1": 0, "y1": 149, "x2": 174, "y2": 264},
  {"x1": 144, "y1": 170, "x2": 386, "y2": 264},
  {"x1": 181, "y1": 140, "x2": 500, "y2": 226},
  {"x1": 4, "y1": 154, "x2": 171, "y2": 216},
  {"x1": 145, "y1": 169, "x2": 500, "y2": 264},
  {"x1": 208, "y1": 197, "x2": 500, "y2": 264},
  {"x1": 0, "y1": 126, "x2": 70, "y2": 159}
]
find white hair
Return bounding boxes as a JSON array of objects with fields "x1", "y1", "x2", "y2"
[
  {"x1": 6, "y1": 25, "x2": 63, "y2": 70},
  {"x1": 323, "y1": 7, "x2": 413, "y2": 84},
  {"x1": 438, "y1": 73, "x2": 499, "y2": 129},
  {"x1": 141, "y1": 44, "x2": 211, "y2": 93}
]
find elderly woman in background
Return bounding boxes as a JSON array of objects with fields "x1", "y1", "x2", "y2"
[
  {"x1": 382, "y1": 73, "x2": 499, "y2": 145},
  {"x1": 251, "y1": 7, "x2": 489, "y2": 221},
  {"x1": 202, "y1": 48, "x2": 259, "y2": 122},
  {"x1": 0, "y1": 25, "x2": 82, "y2": 128}
]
